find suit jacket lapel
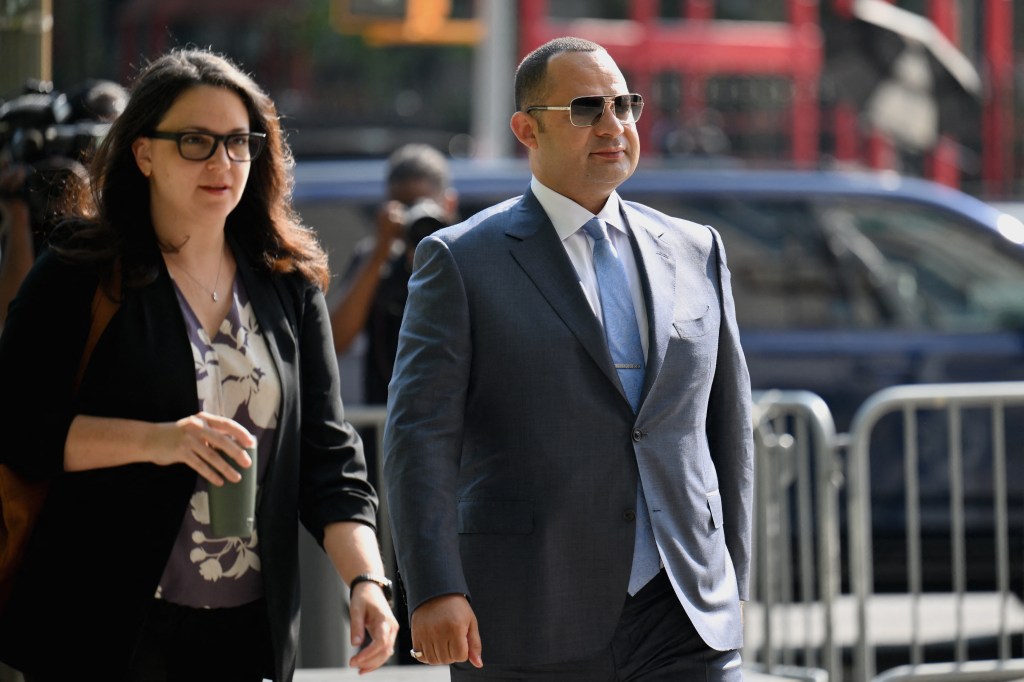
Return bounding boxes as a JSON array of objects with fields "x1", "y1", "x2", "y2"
[
  {"x1": 506, "y1": 191, "x2": 622, "y2": 391},
  {"x1": 622, "y1": 204, "x2": 676, "y2": 406}
]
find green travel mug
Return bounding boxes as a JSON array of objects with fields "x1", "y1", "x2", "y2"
[{"x1": 208, "y1": 442, "x2": 258, "y2": 538}]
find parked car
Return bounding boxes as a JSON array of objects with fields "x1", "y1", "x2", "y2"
[
  {"x1": 293, "y1": 159, "x2": 1024, "y2": 590},
  {"x1": 295, "y1": 158, "x2": 1024, "y2": 417}
]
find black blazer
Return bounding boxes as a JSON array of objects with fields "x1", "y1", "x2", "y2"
[{"x1": 0, "y1": 236, "x2": 377, "y2": 681}]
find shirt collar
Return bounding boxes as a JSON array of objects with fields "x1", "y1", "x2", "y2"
[{"x1": 530, "y1": 177, "x2": 626, "y2": 242}]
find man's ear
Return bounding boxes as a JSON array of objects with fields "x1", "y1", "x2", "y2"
[
  {"x1": 131, "y1": 136, "x2": 153, "y2": 178},
  {"x1": 510, "y1": 111, "x2": 539, "y2": 151}
]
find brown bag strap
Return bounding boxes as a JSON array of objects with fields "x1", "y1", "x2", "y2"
[{"x1": 73, "y1": 264, "x2": 121, "y2": 395}]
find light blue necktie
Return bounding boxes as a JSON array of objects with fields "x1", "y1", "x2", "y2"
[{"x1": 582, "y1": 217, "x2": 660, "y2": 595}]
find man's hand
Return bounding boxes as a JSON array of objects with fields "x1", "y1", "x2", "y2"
[
  {"x1": 348, "y1": 581, "x2": 399, "y2": 674},
  {"x1": 0, "y1": 162, "x2": 29, "y2": 203},
  {"x1": 373, "y1": 199, "x2": 408, "y2": 260},
  {"x1": 410, "y1": 594, "x2": 483, "y2": 668}
]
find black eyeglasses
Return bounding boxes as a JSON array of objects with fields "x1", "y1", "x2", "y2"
[
  {"x1": 526, "y1": 93, "x2": 644, "y2": 127},
  {"x1": 147, "y1": 131, "x2": 267, "y2": 162}
]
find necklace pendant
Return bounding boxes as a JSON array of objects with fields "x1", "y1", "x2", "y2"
[{"x1": 212, "y1": 292, "x2": 219, "y2": 302}]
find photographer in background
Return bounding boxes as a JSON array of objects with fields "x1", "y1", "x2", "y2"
[
  {"x1": 329, "y1": 143, "x2": 457, "y2": 404},
  {"x1": 0, "y1": 78, "x2": 127, "y2": 328}
]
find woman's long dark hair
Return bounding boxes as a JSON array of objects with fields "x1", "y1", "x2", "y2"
[{"x1": 57, "y1": 48, "x2": 329, "y2": 291}]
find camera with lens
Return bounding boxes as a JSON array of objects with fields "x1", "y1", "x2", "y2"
[
  {"x1": 0, "y1": 79, "x2": 123, "y2": 237},
  {"x1": 403, "y1": 197, "x2": 448, "y2": 251}
]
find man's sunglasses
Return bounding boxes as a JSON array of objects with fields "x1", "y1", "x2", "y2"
[{"x1": 526, "y1": 93, "x2": 644, "y2": 128}]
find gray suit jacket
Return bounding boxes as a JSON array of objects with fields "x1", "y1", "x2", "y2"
[{"x1": 383, "y1": 188, "x2": 753, "y2": 666}]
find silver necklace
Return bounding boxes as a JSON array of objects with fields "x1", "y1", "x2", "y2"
[{"x1": 169, "y1": 251, "x2": 224, "y2": 302}]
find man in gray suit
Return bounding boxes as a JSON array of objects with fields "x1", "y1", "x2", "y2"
[{"x1": 383, "y1": 36, "x2": 753, "y2": 680}]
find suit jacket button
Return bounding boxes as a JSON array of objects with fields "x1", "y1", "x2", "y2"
[
  {"x1": 623, "y1": 509, "x2": 636, "y2": 522},
  {"x1": 631, "y1": 428, "x2": 643, "y2": 442}
]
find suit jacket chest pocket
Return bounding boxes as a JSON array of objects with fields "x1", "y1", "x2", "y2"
[
  {"x1": 672, "y1": 302, "x2": 712, "y2": 338},
  {"x1": 667, "y1": 302, "x2": 718, "y2": 389}
]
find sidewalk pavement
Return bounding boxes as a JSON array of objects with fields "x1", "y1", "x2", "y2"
[
  {"x1": 296, "y1": 668, "x2": 448, "y2": 681},
  {"x1": 294, "y1": 664, "x2": 813, "y2": 680}
]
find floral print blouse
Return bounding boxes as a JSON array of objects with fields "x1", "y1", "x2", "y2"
[{"x1": 156, "y1": 274, "x2": 281, "y2": 608}]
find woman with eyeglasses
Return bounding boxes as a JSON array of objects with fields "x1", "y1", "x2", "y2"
[{"x1": 0, "y1": 48, "x2": 397, "y2": 681}]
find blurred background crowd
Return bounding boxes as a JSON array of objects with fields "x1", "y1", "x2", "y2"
[{"x1": 3, "y1": 0, "x2": 1022, "y2": 196}]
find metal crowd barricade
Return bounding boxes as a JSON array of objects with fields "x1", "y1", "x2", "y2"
[
  {"x1": 846, "y1": 382, "x2": 1024, "y2": 682},
  {"x1": 747, "y1": 390, "x2": 843, "y2": 682}
]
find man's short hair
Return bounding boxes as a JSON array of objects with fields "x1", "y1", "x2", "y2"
[
  {"x1": 514, "y1": 36, "x2": 604, "y2": 112},
  {"x1": 386, "y1": 143, "x2": 450, "y2": 194}
]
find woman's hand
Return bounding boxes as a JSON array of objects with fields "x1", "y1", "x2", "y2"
[
  {"x1": 66, "y1": 412, "x2": 254, "y2": 478},
  {"x1": 348, "y1": 581, "x2": 400, "y2": 674},
  {"x1": 321, "y1": 522, "x2": 399, "y2": 674},
  {"x1": 148, "y1": 411, "x2": 256, "y2": 485}
]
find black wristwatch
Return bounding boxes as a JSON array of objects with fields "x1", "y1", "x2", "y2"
[{"x1": 350, "y1": 573, "x2": 393, "y2": 602}]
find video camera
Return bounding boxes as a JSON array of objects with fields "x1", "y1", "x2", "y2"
[
  {"x1": 404, "y1": 197, "x2": 448, "y2": 251},
  {"x1": 0, "y1": 79, "x2": 124, "y2": 234},
  {"x1": 0, "y1": 78, "x2": 125, "y2": 164}
]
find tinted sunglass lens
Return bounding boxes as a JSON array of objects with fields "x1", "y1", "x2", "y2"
[
  {"x1": 570, "y1": 97, "x2": 606, "y2": 126},
  {"x1": 612, "y1": 95, "x2": 632, "y2": 119},
  {"x1": 628, "y1": 95, "x2": 643, "y2": 123},
  {"x1": 613, "y1": 95, "x2": 643, "y2": 123}
]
